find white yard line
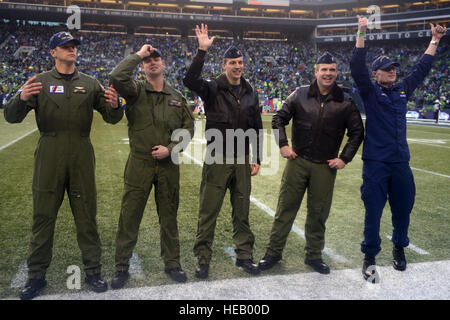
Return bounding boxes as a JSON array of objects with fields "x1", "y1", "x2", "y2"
[
  {"x1": 0, "y1": 128, "x2": 38, "y2": 151},
  {"x1": 410, "y1": 166, "x2": 450, "y2": 179},
  {"x1": 223, "y1": 247, "x2": 237, "y2": 263},
  {"x1": 9, "y1": 261, "x2": 27, "y2": 289},
  {"x1": 386, "y1": 235, "x2": 430, "y2": 255},
  {"x1": 182, "y1": 152, "x2": 348, "y2": 264},
  {"x1": 129, "y1": 253, "x2": 145, "y2": 279}
]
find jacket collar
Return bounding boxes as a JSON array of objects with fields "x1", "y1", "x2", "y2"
[
  {"x1": 216, "y1": 73, "x2": 252, "y2": 96},
  {"x1": 49, "y1": 66, "x2": 80, "y2": 80},
  {"x1": 144, "y1": 80, "x2": 172, "y2": 95},
  {"x1": 307, "y1": 79, "x2": 344, "y2": 103}
]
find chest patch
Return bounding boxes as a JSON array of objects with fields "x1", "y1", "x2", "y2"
[
  {"x1": 73, "y1": 86, "x2": 87, "y2": 94},
  {"x1": 168, "y1": 99, "x2": 182, "y2": 107},
  {"x1": 49, "y1": 85, "x2": 64, "y2": 94}
]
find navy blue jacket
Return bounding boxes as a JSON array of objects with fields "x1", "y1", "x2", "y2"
[{"x1": 350, "y1": 47, "x2": 434, "y2": 163}]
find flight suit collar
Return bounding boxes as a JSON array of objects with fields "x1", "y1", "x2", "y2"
[
  {"x1": 49, "y1": 66, "x2": 80, "y2": 81},
  {"x1": 144, "y1": 80, "x2": 171, "y2": 95}
]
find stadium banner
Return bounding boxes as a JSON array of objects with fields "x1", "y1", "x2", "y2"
[{"x1": 316, "y1": 29, "x2": 450, "y2": 43}]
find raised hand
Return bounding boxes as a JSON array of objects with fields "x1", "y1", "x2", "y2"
[
  {"x1": 430, "y1": 23, "x2": 447, "y2": 41},
  {"x1": 104, "y1": 85, "x2": 119, "y2": 109},
  {"x1": 195, "y1": 23, "x2": 215, "y2": 51},
  {"x1": 357, "y1": 15, "x2": 368, "y2": 33},
  {"x1": 19, "y1": 75, "x2": 42, "y2": 102},
  {"x1": 136, "y1": 44, "x2": 155, "y2": 59}
]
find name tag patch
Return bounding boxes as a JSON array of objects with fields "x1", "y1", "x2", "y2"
[
  {"x1": 168, "y1": 99, "x2": 182, "y2": 107},
  {"x1": 50, "y1": 85, "x2": 64, "y2": 94},
  {"x1": 73, "y1": 86, "x2": 87, "y2": 94}
]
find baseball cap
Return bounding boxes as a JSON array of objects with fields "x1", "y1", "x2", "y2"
[
  {"x1": 372, "y1": 55, "x2": 400, "y2": 71},
  {"x1": 49, "y1": 32, "x2": 81, "y2": 49}
]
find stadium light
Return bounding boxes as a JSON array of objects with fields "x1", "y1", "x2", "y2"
[{"x1": 128, "y1": 1, "x2": 148, "y2": 6}]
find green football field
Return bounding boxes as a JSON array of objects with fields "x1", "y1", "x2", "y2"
[{"x1": 0, "y1": 110, "x2": 449, "y2": 299}]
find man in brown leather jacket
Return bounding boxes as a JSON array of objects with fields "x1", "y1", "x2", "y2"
[
  {"x1": 183, "y1": 24, "x2": 263, "y2": 279},
  {"x1": 258, "y1": 52, "x2": 364, "y2": 274}
]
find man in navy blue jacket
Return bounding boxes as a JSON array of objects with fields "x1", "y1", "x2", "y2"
[{"x1": 350, "y1": 16, "x2": 446, "y2": 282}]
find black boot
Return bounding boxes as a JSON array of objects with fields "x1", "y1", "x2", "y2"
[
  {"x1": 19, "y1": 278, "x2": 47, "y2": 300},
  {"x1": 392, "y1": 246, "x2": 407, "y2": 271},
  {"x1": 111, "y1": 270, "x2": 130, "y2": 289},
  {"x1": 304, "y1": 258, "x2": 330, "y2": 274},
  {"x1": 362, "y1": 255, "x2": 378, "y2": 283},
  {"x1": 85, "y1": 273, "x2": 108, "y2": 293},
  {"x1": 165, "y1": 267, "x2": 188, "y2": 283},
  {"x1": 258, "y1": 254, "x2": 282, "y2": 271},
  {"x1": 236, "y1": 259, "x2": 260, "y2": 275},
  {"x1": 194, "y1": 264, "x2": 209, "y2": 279}
]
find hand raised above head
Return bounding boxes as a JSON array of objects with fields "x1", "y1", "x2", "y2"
[{"x1": 195, "y1": 23, "x2": 215, "y2": 51}]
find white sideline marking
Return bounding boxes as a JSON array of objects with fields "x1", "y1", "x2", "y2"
[
  {"x1": 410, "y1": 166, "x2": 450, "y2": 179},
  {"x1": 182, "y1": 152, "x2": 348, "y2": 263},
  {"x1": 386, "y1": 235, "x2": 430, "y2": 255},
  {"x1": 10, "y1": 261, "x2": 27, "y2": 289},
  {"x1": 26, "y1": 260, "x2": 450, "y2": 300},
  {"x1": 129, "y1": 253, "x2": 145, "y2": 279},
  {"x1": 351, "y1": 153, "x2": 450, "y2": 179},
  {"x1": 0, "y1": 128, "x2": 38, "y2": 151},
  {"x1": 223, "y1": 247, "x2": 236, "y2": 263}
]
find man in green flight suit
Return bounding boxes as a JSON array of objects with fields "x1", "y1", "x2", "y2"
[
  {"x1": 109, "y1": 44, "x2": 194, "y2": 288},
  {"x1": 4, "y1": 31, "x2": 124, "y2": 300}
]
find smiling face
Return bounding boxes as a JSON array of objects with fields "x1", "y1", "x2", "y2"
[
  {"x1": 373, "y1": 65, "x2": 397, "y2": 88},
  {"x1": 140, "y1": 55, "x2": 166, "y2": 79},
  {"x1": 223, "y1": 57, "x2": 244, "y2": 84},
  {"x1": 50, "y1": 40, "x2": 77, "y2": 64},
  {"x1": 315, "y1": 63, "x2": 338, "y2": 90}
]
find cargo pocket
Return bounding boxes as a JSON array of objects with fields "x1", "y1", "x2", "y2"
[{"x1": 124, "y1": 155, "x2": 147, "y2": 189}]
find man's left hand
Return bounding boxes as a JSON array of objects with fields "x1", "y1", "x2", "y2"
[
  {"x1": 327, "y1": 158, "x2": 346, "y2": 170},
  {"x1": 105, "y1": 85, "x2": 119, "y2": 109},
  {"x1": 152, "y1": 145, "x2": 170, "y2": 160},
  {"x1": 251, "y1": 163, "x2": 260, "y2": 176}
]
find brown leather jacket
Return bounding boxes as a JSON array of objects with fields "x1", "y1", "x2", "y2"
[
  {"x1": 183, "y1": 49, "x2": 263, "y2": 164},
  {"x1": 272, "y1": 80, "x2": 364, "y2": 164}
]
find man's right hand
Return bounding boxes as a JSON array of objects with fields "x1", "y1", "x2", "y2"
[
  {"x1": 280, "y1": 146, "x2": 298, "y2": 160},
  {"x1": 195, "y1": 23, "x2": 215, "y2": 51},
  {"x1": 136, "y1": 44, "x2": 155, "y2": 59},
  {"x1": 357, "y1": 15, "x2": 368, "y2": 33},
  {"x1": 19, "y1": 75, "x2": 42, "y2": 102}
]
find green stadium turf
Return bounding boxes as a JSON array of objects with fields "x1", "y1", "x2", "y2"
[{"x1": 0, "y1": 110, "x2": 449, "y2": 299}]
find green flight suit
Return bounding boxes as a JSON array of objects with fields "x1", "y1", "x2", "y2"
[
  {"x1": 110, "y1": 54, "x2": 194, "y2": 271},
  {"x1": 4, "y1": 68, "x2": 124, "y2": 279},
  {"x1": 266, "y1": 157, "x2": 336, "y2": 260},
  {"x1": 194, "y1": 157, "x2": 254, "y2": 265}
]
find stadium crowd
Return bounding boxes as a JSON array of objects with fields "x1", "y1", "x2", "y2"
[{"x1": 1, "y1": 22, "x2": 448, "y2": 113}]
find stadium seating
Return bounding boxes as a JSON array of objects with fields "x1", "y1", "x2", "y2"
[{"x1": 1, "y1": 22, "x2": 448, "y2": 114}]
